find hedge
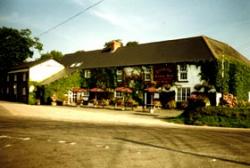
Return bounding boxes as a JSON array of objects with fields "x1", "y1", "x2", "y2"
[{"x1": 181, "y1": 106, "x2": 250, "y2": 128}]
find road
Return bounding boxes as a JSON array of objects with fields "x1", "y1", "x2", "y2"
[{"x1": 0, "y1": 101, "x2": 250, "y2": 168}]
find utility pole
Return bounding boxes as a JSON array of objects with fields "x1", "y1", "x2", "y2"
[{"x1": 221, "y1": 54, "x2": 225, "y2": 105}]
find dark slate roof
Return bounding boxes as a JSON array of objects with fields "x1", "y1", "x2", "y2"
[{"x1": 61, "y1": 36, "x2": 249, "y2": 69}]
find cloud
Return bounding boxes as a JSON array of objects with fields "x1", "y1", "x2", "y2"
[
  {"x1": 71, "y1": 0, "x2": 92, "y2": 7},
  {"x1": 91, "y1": 9, "x2": 134, "y2": 31}
]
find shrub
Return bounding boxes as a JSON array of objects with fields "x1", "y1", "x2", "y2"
[
  {"x1": 126, "y1": 98, "x2": 139, "y2": 107},
  {"x1": 181, "y1": 106, "x2": 250, "y2": 128},
  {"x1": 220, "y1": 93, "x2": 237, "y2": 107},
  {"x1": 176, "y1": 101, "x2": 188, "y2": 109},
  {"x1": 187, "y1": 94, "x2": 208, "y2": 109},
  {"x1": 100, "y1": 99, "x2": 109, "y2": 106},
  {"x1": 153, "y1": 100, "x2": 162, "y2": 108},
  {"x1": 237, "y1": 100, "x2": 250, "y2": 107},
  {"x1": 167, "y1": 100, "x2": 176, "y2": 109}
]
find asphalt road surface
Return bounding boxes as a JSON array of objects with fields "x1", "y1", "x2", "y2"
[{"x1": 0, "y1": 102, "x2": 250, "y2": 168}]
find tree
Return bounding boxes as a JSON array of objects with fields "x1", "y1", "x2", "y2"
[
  {"x1": 0, "y1": 27, "x2": 43, "y2": 71},
  {"x1": 126, "y1": 41, "x2": 139, "y2": 47},
  {"x1": 39, "y1": 50, "x2": 63, "y2": 61}
]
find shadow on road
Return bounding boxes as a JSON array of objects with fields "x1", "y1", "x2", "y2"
[{"x1": 114, "y1": 137, "x2": 250, "y2": 166}]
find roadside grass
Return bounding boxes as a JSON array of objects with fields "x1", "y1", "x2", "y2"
[{"x1": 165, "y1": 106, "x2": 250, "y2": 128}]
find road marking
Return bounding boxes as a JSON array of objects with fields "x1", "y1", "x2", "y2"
[
  {"x1": 58, "y1": 140, "x2": 66, "y2": 144},
  {"x1": 4, "y1": 144, "x2": 12, "y2": 148},
  {"x1": 0, "y1": 135, "x2": 10, "y2": 139},
  {"x1": 18, "y1": 137, "x2": 31, "y2": 141}
]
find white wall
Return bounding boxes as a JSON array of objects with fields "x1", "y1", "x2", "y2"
[
  {"x1": 173, "y1": 64, "x2": 202, "y2": 101},
  {"x1": 249, "y1": 92, "x2": 250, "y2": 102},
  {"x1": 175, "y1": 64, "x2": 202, "y2": 90},
  {"x1": 29, "y1": 59, "x2": 64, "y2": 82}
]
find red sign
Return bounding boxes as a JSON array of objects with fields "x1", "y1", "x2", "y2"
[{"x1": 153, "y1": 64, "x2": 176, "y2": 84}]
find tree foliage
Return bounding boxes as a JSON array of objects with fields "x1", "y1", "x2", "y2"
[
  {"x1": 39, "y1": 50, "x2": 63, "y2": 61},
  {"x1": 126, "y1": 41, "x2": 139, "y2": 47},
  {"x1": 0, "y1": 27, "x2": 42, "y2": 70},
  {"x1": 200, "y1": 59, "x2": 250, "y2": 101},
  {"x1": 44, "y1": 71, "x2": 83, "y2": 102}
]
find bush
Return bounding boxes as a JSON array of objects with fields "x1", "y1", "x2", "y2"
[
  {"x1": 187, "y1": 94, "x2": 209, "y2": 109},
  {"x1": 126, "y1": 98, "x2": 139, "y2": 107},
  {"x1": 176, "y1": 101, "x2": 188, "y2": 109},
  {"x1": 100, "y1": 99, "x2": 109, "y2": 106},
  {"x1": 167, "y1": 100, "x2": 176, "y2": 109},
  {"x1": 153, "y1": 100, "x2": 162, "y2": 108},
  {"x1": 220, "y1": 93, "x2": 237, "y2": 107},
  {"x1": 181, "y1": 106, "x2": 250, "y2": 128},
  {"x1": 28, "y1": 92, "x2": 36, "y2": 105}
]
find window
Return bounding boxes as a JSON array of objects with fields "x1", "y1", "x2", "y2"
[
  {"x1": 70, "y1": 62, "x2": 82, "y2": 68},
  {"x1": 84, "y1": 70, "x2": 91, "y2": 79},
  {"x1": 22, "y1": 87, "x2": 26, "y2": 95},
  {"x1": 23, "y1": 73, "x2": 26, "y2": 81},
  {"x1": 115, "y1": 91, "x2": 123, "y2": 98},
  {"x1": 116, "y1": 70, "x2": 123, "y2": 82},
  {"x1": 178, "y1": 64, "x2": 188, "y2": 81},
  {"x1": 6, "y1": 75, "x2": 9, "y2": 82},
  {"x1": 70, "y1": 63, "x2": 76, "y2": 68},
  {"x1": 13, "y1": 84, "x2": 17, "y2": 95},
  {"x1": 14, "y1": 74, "x2": 17, "y2": 81},
  {"x1": 144, "y1": 67, "x2": 151, "y2": 81},
  {"x1": 75, "y1": 62, "x2": 82, "y2": 67},
  {"x1": 6, "y1": 87, "x2": 9, "y2": 94},
  {"x1": 81, "y1": 91, "x2": 89, "y2": 97},
  {"x1": 177, "y1": 87, "x2": 190, "y2": 101}
]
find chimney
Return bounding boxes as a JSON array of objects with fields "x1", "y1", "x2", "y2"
[{"x1": 110, "y1": 40, "x2": 122, "y2": 52}]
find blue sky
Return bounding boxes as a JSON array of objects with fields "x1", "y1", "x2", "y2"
[{"x1": 1, "y1": 0, "x2": 250, "y2": 59}]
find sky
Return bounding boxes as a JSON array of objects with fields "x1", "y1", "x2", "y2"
[{"x1": 1, "y1": 0, "x2": 250, "y2": 59}]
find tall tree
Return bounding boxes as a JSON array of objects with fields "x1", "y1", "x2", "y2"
[
  {"x1": 39, "y1": 50, "x2": 63, "y2": 61},
  {"x1": 0, "y1": 27, "x2": 43, "y2": 70}
]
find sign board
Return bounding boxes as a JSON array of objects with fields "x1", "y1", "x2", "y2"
[{"x1": 153, "y1": 64, "x2": 176, "y2": 84}]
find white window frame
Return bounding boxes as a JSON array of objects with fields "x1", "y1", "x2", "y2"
[
  {"x1": 70, "y1": 63, "x2": 76, "y2": 68},
  {"x1": 14, "y1": 74, "x2": 17, "y2": 81},
  {"x1": 115, "y1": 91, "x2": 123, "y2": 98},
  {"x1": 13, "y1": 84, "x2": 17, "y2": 95},
  {"x1": 75, "y1": 62, "x2": 82, "y2": 67},
  {"x1": 23, "y1": 73, "x2": 26, "y2": 81},
  {"x1": 84, "y1": 70, "x2": 91, "y2": 79},
  {"x1": 116, "y1": 69, "x2": 123, "y2": 82},
  {"x1": 177, "y1": 87, "x2": 190, "y2": 101},
  {"x1": 81, "y1": 91, "x2": 89, "y2": 97},
  {"x1": 178, "y1": 64, "x2": 188, "y2": 81},
  {"x1": 22, "y1": 87, "x2": 26, "y2": 95},
  {"x1": 6, "y1": 75, "x2": 9, "y2": 82},
  {"x1": 144, "y1": 67, "x2": 151, "y2": 82}
]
